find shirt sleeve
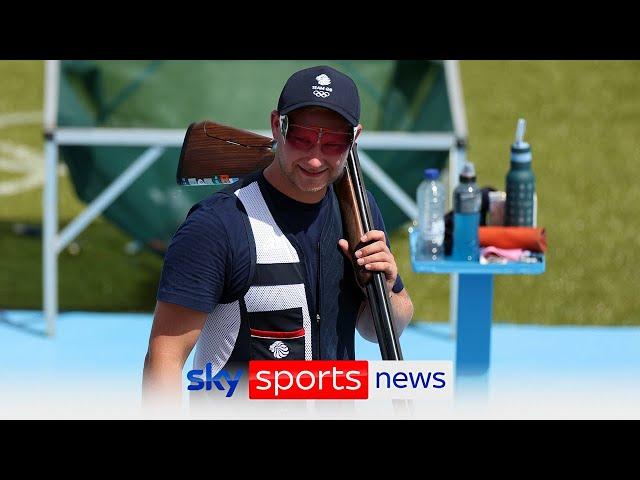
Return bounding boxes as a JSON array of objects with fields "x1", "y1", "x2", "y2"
[
  {"x1": 156, "y1": 201, "x2": 232, "y2": 313},
  {"x1": 366, "y1": 190, "x2": 405, "y2": 294}
]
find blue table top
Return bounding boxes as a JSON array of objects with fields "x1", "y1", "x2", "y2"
[{"x1": 408, "y1": 227, "x2": 545, "y2": 275}]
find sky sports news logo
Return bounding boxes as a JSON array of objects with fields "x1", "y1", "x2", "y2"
[
  {"x1": 248, "y1": 360, "x2": 452, "y2": 400},
  {"x1": 186, "y1": 361, "x2": 452, "y2": 400},
  {"x1": 187, "y1": 363, "x2": 243, "y2": 397}
]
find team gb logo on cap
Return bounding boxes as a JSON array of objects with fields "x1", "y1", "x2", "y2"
[{"x1": 312, "y1": 74, "x2": 332, "y2": 98}]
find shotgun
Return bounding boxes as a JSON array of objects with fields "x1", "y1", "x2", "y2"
[{"x1": 177, "y1": 120, "x2": 403, "y2": 361}]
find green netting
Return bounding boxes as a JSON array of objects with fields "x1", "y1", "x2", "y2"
[{"x1": 59, "y1": 60, "x2": 453, "y2": 250}]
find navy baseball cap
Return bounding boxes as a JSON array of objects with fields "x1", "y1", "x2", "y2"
[{"x1": 277, "y1": 65, "x2": 361, "y2": 127}]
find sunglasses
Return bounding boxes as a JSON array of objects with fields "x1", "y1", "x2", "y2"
[{"x1": 279, "y1": 115, "x2": 355, "y2": 156}]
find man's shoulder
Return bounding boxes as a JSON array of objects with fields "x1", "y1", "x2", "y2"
[
  {"x1": 168, "y1": 186, "x2": 252, "y2": 268},
  {"x1": 365, "y1": 188, "x2": 382, "y2": 211},
  {"x1": 187, "y1": 171, "x2": 262, "y2": 220},
  {"x1": 186, "y1": 192, "x2": 243, "y2": 224},
  {"x1": 187, "y1": 176, "x2": 260, "y2": 219},
  {"x1": 192, "y1": 188, "x2": 243, "y2": 210},
  {"x1": 363, "y1": 189, "x2": 390, "y2": 232}
]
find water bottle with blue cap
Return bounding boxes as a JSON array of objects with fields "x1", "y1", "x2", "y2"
[
  {"x1": 416, "y1": 168, "x2": 445, "y2": 261},
  {"x1": 505, "y1": 118, "x2": 536, "y2": 226}
]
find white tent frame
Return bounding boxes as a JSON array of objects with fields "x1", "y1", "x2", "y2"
[{"x1": 42, "y1": 60, "x2": 469, "y2": 337}]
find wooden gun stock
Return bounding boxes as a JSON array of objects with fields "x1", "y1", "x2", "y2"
[
  {"x1": 334, "y1": 165, "x2": 373, "y2": 288},
  {"x1": 177, "y1": 121, "x2": 274, "y2": 185}
]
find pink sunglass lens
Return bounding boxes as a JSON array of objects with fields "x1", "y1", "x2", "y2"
[{"x1": 286, "y1": 125, "x2": 352, "y2": 154}]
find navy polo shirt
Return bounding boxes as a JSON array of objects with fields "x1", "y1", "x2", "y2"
[{"x1": 157, "y1": 171, "x2": 404, "y2": 313}]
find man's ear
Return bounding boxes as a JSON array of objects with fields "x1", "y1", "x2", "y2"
[{"x1": 270, "y1": 110, "x2": 280, "y2": 138}]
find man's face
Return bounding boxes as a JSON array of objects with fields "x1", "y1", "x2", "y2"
[{"x1": 271, "y1": 107, "x2": 358, "y2": 195}]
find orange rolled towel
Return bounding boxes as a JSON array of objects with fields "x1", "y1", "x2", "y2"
[{"x1": 478, "y1": 226, "x2": 547, "y2": 253}]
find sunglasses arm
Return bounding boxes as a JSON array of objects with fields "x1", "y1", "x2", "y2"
[{"x1": 278, "y1": 115, "x2": 289, "y2": 144}]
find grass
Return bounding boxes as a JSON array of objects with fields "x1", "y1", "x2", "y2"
[
  {"x1": 0, "y1": 61, "x2": 164, "y2": 311},
  {"x1": 398, "y1": 61, "x2": 640, "y2": 325},
  {"x1": 0, "y1": 219, "x2": 163, "y2": 311},
  {"x1": 1, "y1": 60, "x2": 639, "y2": 325}
]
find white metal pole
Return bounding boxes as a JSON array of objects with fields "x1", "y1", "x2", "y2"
[
  {"x1": 43, "y1": 140, "x2": 58, "y2": 337},
  {"x1": 56, "y1": 147, "x2": 165, "y2": 253},
  {"x1": 43, "y1": 60, "x2": 60, "y2": 337},
  {"x1": 444, "y1": 61, "x2": 470, "y2": 340},
  {"x1": 444, "y1": 60, "x2": 468, "y2": 141},
  {"x1": 44, "y1": 61, "x2": 60, "y2": 133},
  {"x1": 54, "y1": 127, "x2": 455, "y2": 150},
  {"x1": 358, "y1": 150, "x2": 419, "y2": 221},
  {"x1": 448, "y1": 145, "x2": 459, "y2": 339},
  {"x1": 449, "y1": 273, "x2": 458, "y2": 340}
]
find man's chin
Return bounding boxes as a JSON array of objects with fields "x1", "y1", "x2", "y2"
[
  {"x1": 292, "y1": 171, "x2": 330, "y2": 192},
  {"x1": 296, "y1": 180, "x2": 327, "y2": 193}
]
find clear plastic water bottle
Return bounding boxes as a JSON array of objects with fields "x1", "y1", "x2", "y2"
[
  {"x1": 505, "y1": 118, "x2": 536, "y2": 226},
  {"x1": 416, "y1": 168, "x2": 445, "y2": 261},
  {"x1": 451, "y1": 162, "x2": 481, "y2": 262}
]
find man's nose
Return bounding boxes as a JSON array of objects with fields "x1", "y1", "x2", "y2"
[
  {"x1": 305, "y1": 155, "x2": 324, "y2": 169},
  {"x1": 305, "y1": 143, "x2": 325, "y2": 167}
]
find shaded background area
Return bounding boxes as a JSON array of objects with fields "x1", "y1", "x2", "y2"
[
  {"x1": 58, "y1": 60, "x2": 450, "y2": 245},
  {"x1": 1, "y1": 60, "x2": 639, "y2": 325}
]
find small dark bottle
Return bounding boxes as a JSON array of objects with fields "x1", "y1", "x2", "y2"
[
  {"x1": 505, "y1": 118, "x2": 536, "y2": 226},
  {"x1": 451, "y1": 162, "x2": 481, "y2": 262}
]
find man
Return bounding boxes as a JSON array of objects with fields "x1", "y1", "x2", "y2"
[{"x1": 143, "y1": 65, "x2": 414, "y2": 406}]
